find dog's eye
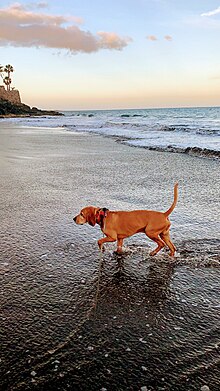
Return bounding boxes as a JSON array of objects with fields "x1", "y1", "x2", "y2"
[{"x1": 80, "y1": 212, "x2": 84, "y2": 217}]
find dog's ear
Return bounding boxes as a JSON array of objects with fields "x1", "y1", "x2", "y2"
[{"x1": 87, "y1": 207, "x2": 96, "y2": 226}]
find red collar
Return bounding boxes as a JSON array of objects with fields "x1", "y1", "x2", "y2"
[{"x1": 96, "y1": 208, "x2": 109, "y2": 228}]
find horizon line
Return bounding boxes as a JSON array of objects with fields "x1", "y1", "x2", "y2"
[{"x1": 56, "y1": 105, "x2": 220, "y2": 112}]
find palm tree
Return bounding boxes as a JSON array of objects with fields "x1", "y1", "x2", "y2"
[
  {"x1": 3, "y1": 76, "x2": 12, "y2": 90},
  {"x1": 4, "y1": 64, "x2": 14, "y2": 91}
]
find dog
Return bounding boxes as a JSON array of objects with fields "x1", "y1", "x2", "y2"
[{"x1": 74, "y1": 183, "x2": 178, "y2": 256}]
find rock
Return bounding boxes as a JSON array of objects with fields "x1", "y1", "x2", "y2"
[
  {"x1": 201, "y1": 386, "x2": 210, "y2": 391},
  {"x1": 0, "y1": 98, "x2": 63, "y2": 117}
]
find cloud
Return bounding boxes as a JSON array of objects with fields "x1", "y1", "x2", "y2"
[
  {"x1": 146, "y1": 35, "x2": 173, "y2": 42},
  {"x1": 164, "y1": 35, "x2": 172, "y2": 41},
  {"x1": 201, "y1": 6, "x2": 220, "y2": 17},
  {"x1": 0, "y1": 3, "x2": 131, "y2": 53},
  {"x1": 97, "y1": 32, "x2": 132, "y2": 49},
  {"x1": 146, "y1": 35, "x2": 158, "y2": 41}
]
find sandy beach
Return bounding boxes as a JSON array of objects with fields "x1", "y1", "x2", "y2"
[{"x1": 0, "y1": 122, "x2": 220, "y2": 391}]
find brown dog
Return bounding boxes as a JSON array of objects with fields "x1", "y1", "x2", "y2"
[{"x1": 74, "y1": 183, "x2": 178, "y2": 256}]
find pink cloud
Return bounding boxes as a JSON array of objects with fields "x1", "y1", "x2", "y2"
[
  {"x1": 0, "y1": 3, "x2": 131, "y2": 53},
  {"x1": 164, "y1": 35, "x2": 172, "y2": 41},
  {"x1": 146, "y1": 35, "x2": 158, "y2": 41},
  {"x1": 98, "y1": 31, "x2": 132, "y2": 49}
]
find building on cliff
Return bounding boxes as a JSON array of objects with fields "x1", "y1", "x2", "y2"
[{"x1": 0, "y1": 85, "x2": 21, "y2": 104}]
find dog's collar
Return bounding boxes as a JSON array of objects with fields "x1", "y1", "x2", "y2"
[{"x1": 96, "y1": 208, "x2": 109, "y2": 228}]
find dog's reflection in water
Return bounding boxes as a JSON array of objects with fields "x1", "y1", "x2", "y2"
[{"x1": 96, "y1": 249, "x2": 175, "y2": 310}]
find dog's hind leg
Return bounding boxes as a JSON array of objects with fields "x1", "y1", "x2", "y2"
[
  {"x1": 145, "y1": 229, "x2": 166, "y2": 256},
  {"x1": 160, "y1": 231, "x2": 176, "y2": 257}
]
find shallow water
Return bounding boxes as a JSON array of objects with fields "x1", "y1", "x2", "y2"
[{"x1": 0, "y1": 125, "x2": 219, "y2": 390}]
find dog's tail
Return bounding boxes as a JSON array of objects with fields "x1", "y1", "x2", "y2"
[{"x1": 164, "y1": 183, "x2": 178, "y2": 217}]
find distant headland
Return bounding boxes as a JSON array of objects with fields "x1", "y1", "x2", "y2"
[{"x1": 0, "y1": 64, "x2": 63, "y2": 117}]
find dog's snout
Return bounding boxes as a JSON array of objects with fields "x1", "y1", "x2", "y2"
[{"x1": 73, "y1": 216, "x2": 77, "y2": 222}]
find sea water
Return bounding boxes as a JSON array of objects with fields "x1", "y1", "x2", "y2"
[{"x1": 5, "y1": 106, "x2": 220, "y2": 158}]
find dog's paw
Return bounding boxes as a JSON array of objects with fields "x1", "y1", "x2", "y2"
[
  {"x1": 114, "y1": 248, "x2": 123, "y2": 255},
  {"x1": 98, "y1": 243, "x2": 105, "y2": 253}
]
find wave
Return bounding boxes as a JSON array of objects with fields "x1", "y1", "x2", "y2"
[{"x1": 101, "y1": 122, "x2": 220, "y2": 136}]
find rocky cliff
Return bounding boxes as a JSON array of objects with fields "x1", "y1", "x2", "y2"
[
  {"x1": 0, "y1": 86, "x2": 21, "y2": 104},
  {"x1": 0, "y1": 98, "x2": 63, "y2": 117}
]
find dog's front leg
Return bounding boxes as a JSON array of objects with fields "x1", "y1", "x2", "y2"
[{"x1": 98, "y1": 236, "x2": 116, "y2": 252}]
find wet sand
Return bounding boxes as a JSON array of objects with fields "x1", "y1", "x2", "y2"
[{"x1": 0, "y1": 123, "x2": 220, "y2": 391}]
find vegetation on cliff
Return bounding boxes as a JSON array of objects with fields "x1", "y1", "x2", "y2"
[
  {"x1": 0, "y1": 64, "x2": 14, "y2": 91},
  {"x1": 0, "y1": 98, "x2": 63, "y2": 117}
]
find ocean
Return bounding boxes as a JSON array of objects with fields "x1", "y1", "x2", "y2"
[{"x1": 7, "y1": 106, "x2": 220, "y2": 158}]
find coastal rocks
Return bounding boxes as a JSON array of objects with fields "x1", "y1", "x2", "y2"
[
  {"x1": 184, "y1": 146, "x2": 220, "y2": 159},
  {"x1": 147, "y1": 145, "x2": 220, "y2": 159},
  {"x1": 0, "y1": 98, "x2": 63, "y2": 117}
]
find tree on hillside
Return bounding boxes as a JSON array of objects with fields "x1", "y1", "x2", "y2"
[{"x1": 4, "y1": 64, "x2": 14, "y2": 91}]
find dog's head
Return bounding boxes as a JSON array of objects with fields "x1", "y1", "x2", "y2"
[{"x1": 73, "y1": 206, "x2": 98, "y2": 227}]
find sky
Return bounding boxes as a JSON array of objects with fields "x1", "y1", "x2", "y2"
[{"x1": 0, "y1": 0, "x2": 220, "y2": 110}]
